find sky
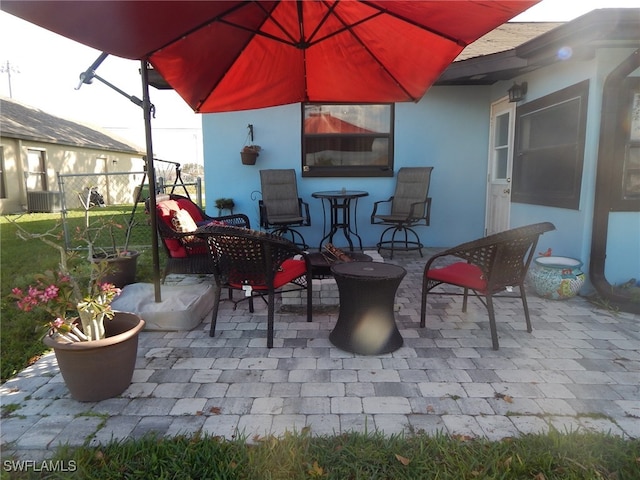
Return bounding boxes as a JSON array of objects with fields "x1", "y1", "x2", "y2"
[{"x1": 0, "y1": 0, "x2": 638, "y2": 165}]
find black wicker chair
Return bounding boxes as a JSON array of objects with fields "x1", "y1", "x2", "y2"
[
  {"x1": 371, "y1": 167, "x2": 433, "y2": 259},
  {"x1": 259, "y1": 169, "x2": 311, "y2": 249},
  {"x1": 200, "y1": 225, "x2": 312, "y2": 348},
  {"x1": 420, "y1": 222, "x2": 555, "y2": 350},
  {"x1": 149, "y1": 194, "x2": 250, "y2": 280}
]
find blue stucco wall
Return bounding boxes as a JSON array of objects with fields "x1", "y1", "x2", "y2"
[
  {"x1": 201, "y1": 47, "x2": 639, "y2": 289},
  {"x1": 202, "y1": 86, "x2": 491, "y2": 250},
  {"x1": 497, "y1": 49, "x2": 640, "y2": 289}
]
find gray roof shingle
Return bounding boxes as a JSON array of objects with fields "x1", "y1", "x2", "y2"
[
  {"x1": 456, "y1": 22, "x2": 563, "y2": 61},
  {"x1": 0, "y1": 97, "x2": 143, "y2": 154}
]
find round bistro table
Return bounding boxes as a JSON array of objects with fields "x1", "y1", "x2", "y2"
[
  {"x1": 311, "y1": 190, "x2": 368, "y2": 251},
  {"x1": 329, "y1": 262, "x2": 406, "y2": 355}
]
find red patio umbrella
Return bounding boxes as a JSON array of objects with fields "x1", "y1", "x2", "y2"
[
  {"x1": 1, "y1": 1, "x2": 538, "y2": 113},
  {"x1": 1, "y1": 0, "x2": 539, "y2": 299}
]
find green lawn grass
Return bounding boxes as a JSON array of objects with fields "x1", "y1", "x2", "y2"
[{"x1": 5, "y1": 430, "x2": 638, "y2": 479}]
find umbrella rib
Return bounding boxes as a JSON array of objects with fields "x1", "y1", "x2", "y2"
[
  {"x1": 304, "y1": 0, "x2": 340, "y2": 46},
  {"x1": 361, "y1": 1, "x2": 467, "y2": 47},
  {"x1": 218, "y1": 18, "x2": 298, "y2": 47},
  {"x1": 306, "y1": 2, "x2": 384, "y2": 48},
  {"x1": 328, "y1": 4, "x2": 416, "y2": 101},
  {"x1": 144, "y1": 2, "x2": 254, "y2": 58}
]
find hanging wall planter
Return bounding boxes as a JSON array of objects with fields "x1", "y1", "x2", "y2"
[
  {"x1": 240, "y1": 124, "x2": 260, "y2": 165},
  {"x1": 241, "y1": 145, "x2": 260, "y2": 165}
]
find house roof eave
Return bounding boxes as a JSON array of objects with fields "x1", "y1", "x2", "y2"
[
  {"x1": 515, "y1": 8, "x2": 640, "y2": 60},
  {"x1": 436, "y1": 50, "x2": 530, "y2": 86},
  {"x1": 436, "y1": 8, "x2": 639, "y2": 86}
]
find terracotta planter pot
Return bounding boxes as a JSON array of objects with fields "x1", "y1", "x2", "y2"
[
  {"x1": 91, "y1": 251, "x2": 140, "y2": 288},
  {"x1": 240, "y1": 151, "x2": 259, "y2": 165},
  {"x1": 43, "y1": 312, "x2": 145, "y2": 402}
]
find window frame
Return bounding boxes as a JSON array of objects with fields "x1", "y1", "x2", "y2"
[
  {"x1": 301, "y1": 103, "x2": 394, "y2": 178},
  {"x1": 26, "y1": 148, "x2": 48, "y2": 191},
  {"x1": 610, "y1": 77, "x2": 640, "y2": 212},
  {"x1": 512, "y1": 80, "x2": 589, "y2": 210}
]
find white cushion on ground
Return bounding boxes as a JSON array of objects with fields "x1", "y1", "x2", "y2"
[{"x1": 111, "y1": 282, "x2": 213, "y2": 331}]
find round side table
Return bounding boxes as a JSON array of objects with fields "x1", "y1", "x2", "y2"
[{"x1": 329, "y1": 262, "x2": 406, "y2": 355}]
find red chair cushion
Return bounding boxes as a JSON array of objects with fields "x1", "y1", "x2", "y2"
[
  {"x1": 229, "y1": 259, "x2": 307, "y2": 290},
  {"x1": 156, "y1": 199, "x2": 206, "y2": 258},
  {"x1": 426, "y1": 262, "x2": 487, "y2": 292},
  {"x1": 175, "y1": 198, "x2": 204, "y2": 223}
]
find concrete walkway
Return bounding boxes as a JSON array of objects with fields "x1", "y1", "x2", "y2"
[{"x1": 2, "y1": 251, "x2": 639, "y2": 462}]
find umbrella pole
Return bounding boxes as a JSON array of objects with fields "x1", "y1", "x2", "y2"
[{"x1": 140, "y1": 60, "x2": 162, "y2": 302}]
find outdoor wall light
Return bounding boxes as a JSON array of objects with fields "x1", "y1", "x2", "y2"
[{"x1": 508, "y1": 81, "x2": 528, "y2": 103}]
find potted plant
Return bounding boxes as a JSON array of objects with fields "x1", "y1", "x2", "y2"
[
  {"x1": 240, "y1": 145, "x2": 261, "y2": 165},
  {"x1": 78, "y1": 187, "x2": 140, "y2": 287},
  {"x1": 10, "y1": 220, "x2": 145, "y2": 402},
  {"x1": 85, "y1": 218, "x2": 140, "y2": 288},
  {"x1": 214, "y1": 197, "x2": 235, "y2": 214}
]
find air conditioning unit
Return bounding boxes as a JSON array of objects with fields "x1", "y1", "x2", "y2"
[{"x1": 27, "y1": 191, "x2": 62, "y2": 213}]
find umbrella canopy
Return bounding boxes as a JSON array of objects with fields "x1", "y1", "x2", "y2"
[
  {"x1": 2, "y1": 0, "x2": 538, "y2": 301},
  {"x1": 1, "y1": 1, "x2": 539, "y2": 113}
]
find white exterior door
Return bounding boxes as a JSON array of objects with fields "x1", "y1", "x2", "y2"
[{"x1": 485, "y1": 97, "x2": 515, "y2": 235}]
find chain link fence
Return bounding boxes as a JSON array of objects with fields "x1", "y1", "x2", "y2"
[{"x1": 57, "y1": 170, "x2": 202, "y2": 252}]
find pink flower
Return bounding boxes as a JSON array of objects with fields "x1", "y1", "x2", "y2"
[
  {"x1": 17, "y1": 299, "x2": 33, "y2": 312},
  {"x1": 42, "y1": 284, "x2": 59, "y2": 300}
]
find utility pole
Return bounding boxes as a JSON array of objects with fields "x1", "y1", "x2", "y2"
[{"x1": 0, "y1": 60, "x2": 20, "y2": 98}]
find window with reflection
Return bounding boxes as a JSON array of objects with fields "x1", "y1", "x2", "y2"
[
  {"x1": 302, "y1": 104, "x2": 394, "y2": 177},
  {"x1": 512, "y1": 81, "x2": 589, "y2": 209}
]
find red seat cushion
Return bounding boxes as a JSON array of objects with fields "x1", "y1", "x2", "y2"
[
  {"x1": 426, "y1": 262, "x2": 487, "y2": 292},
  {"x1": 229, "y1": 259, "x2": 307, "y2": 290}
]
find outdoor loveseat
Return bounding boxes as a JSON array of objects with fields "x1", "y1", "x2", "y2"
[{"x1": 149, "y1": 194, "x2": 250, "y2": 280}]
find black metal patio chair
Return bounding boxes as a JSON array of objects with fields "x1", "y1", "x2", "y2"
[
  {"x1": 371, "y1": 167, "x2": 433, "y2": 259},
  {"x1": 259, "y1": 169, "x2": 311, "y2": 249}
]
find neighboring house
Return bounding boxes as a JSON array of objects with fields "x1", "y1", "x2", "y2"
[
  {"x1": 202, "y1": 9, "x2": 639, "y2": 310},
  {"x1": 0, "y1": 98, "x2": 145, "y2": 214}
]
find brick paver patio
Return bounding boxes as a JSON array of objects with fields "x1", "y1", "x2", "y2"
[{"x1": 2, "y1": 250, "x2": 639, "y2": 461}]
